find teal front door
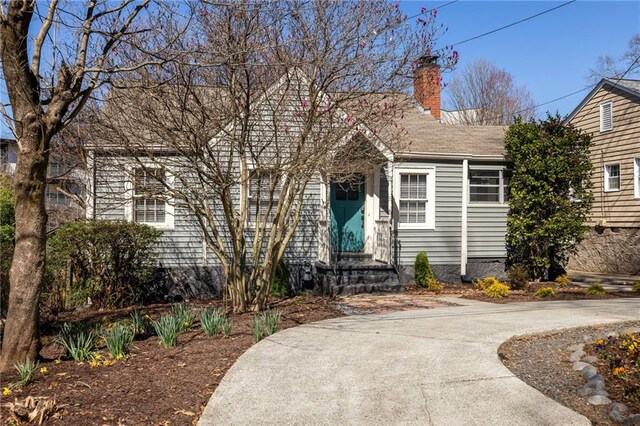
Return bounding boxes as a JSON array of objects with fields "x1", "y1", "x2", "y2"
[{"x1": 330, "y1": 176, "x2": 365, "y2": 252}]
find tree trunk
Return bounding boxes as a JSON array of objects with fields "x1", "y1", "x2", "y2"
[{"x1": 0, "y1": 131, "x2": 49, "y2": 371}]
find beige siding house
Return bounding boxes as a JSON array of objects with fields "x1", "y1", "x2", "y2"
[{"x1": 567, "y1": 78, "x2": 640, "y2": 274}]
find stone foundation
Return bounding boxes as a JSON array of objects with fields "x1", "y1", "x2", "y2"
[
  {"x1": 398, "y1": 264, "x2": 461, "y2": 284},
  {"x1": 569, "y1": 227, "x2": 640, "y2": 275},
  {"x1": 464, "y1": 258, "x2": 507, "y2": 282}
]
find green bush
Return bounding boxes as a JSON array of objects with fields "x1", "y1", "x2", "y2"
[
  {"x1": 152, "y1": 315, "x2": 183, "y2": 348},
  {"x1": 587, "y1": 283, "x2": 607, "y2": 296},
  {"x1": 271, "y1": 259, "x2": 290, "y2": 297},
  {"x1": 14, "y1": 359, "x2": 39, "y2": 386},
  {"x1": 103, "y1": 323, "x2": 134, "y2": 358},
  {"x1": 484, "y1": 283, "x2": 511, "y2": 298},
  {"x1": 172, "y1": 304, "x2": 197, "y2": 330},
  {"x1": 534, "y1": 287, "x2": 556, "y2": 298},
  {"x1": 554, "y1": 274, "x2": 571, "y2": 287},
  {"x1": 57, "y1": 323, "x2": 98, "y2": 362},
  {"x1": 200, "y1": 308, "x2": 227, "y2": 336},
  {"x1": 47, "y1": 221, "x2": 160, "y2": 309},
  {"x1": 507, "y1": 264, "x2": 529, "y2": 290},
  {"x1": 631, "y1": 281, "x2": 640, "y2": 294},
  {"x1": 414, "y1": 252, "x2": 435, "y2": 287},
  {"x1": 0, "y1": 175, "x2": 14, "y2": 318}
]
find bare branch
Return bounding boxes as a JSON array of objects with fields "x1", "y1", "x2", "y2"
[{"x1": 31, "y1": 0, "x2": 59, "y2": 79}]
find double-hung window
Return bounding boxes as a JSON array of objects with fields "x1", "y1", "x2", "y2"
[
  {"x1": 248, "y1": 170, "x2": 281, "y2": 225},
  {"x1": 469, "y1": 168, "x2": 510, "y2": 204},
  {"x1": 604, "y1": 163, "x2": 620, "y2": 192},
  {"x1": 394, "y1": 167, "x2": 435, "y2": 229},
  {"x1": 132, "y1": 167, "x2": 170, "y2": 225}
]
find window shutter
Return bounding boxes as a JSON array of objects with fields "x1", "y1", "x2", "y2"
[{"x1": 600, "y1": 102, "x2": 613, "y2": 132}]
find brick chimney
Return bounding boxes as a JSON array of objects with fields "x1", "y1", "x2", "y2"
[{"x1": 413, "y1": 55, "x2": 441, "y2": 120}]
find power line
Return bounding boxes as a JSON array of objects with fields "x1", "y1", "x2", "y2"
[{"x1": 448, "y1": 0, "x2": 576, "y2": 47}]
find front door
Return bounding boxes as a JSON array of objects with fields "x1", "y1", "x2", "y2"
[{"x1": 330, "y1": 176, "x2": 365, "y2": 252}]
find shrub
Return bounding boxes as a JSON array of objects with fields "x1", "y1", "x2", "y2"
[
  {"x1": 221, "y1": 318, "x2": 233, "y2": 337},
  {"x1": 271, "y1": 259, "x2": 290, "y2": 297},
  {"x1": 172, "y1": 304, "x2": 197, "y2": 330},
  {"x1": 507, "y1": 264, "x2": 529, "y2": 289},
  {"x1": 47, "y1": 221, "x2": 161, "y2": 309},
  {"x1": 251, "y1": 316, "x2": 265, "y2": 343},
  {"x1": 474, "y1": 276, "x2": 502, "y2": 291},
  {"x1": 534, "y1": 287, "x2": 556, "y2": 298},
  {"x1": 200, "y1": 308, "x2": 227, "y2": 336},
  {"x1": 103, "y1": 323, "x2": 134, "y2": 358},
  {"x1": 632, "y1": 281, "x2": 640, "y2": 294},
  {"x1": 587, "y1": 283, "x2": 607, "y2": 296},
  {"x1": 484, "y1": 283, "x2": 511, "y2": 298},
  {"x1": 152, "y1": 315, "x2": 182, "y2": 348},
  {"x1": 554, "y1": 274, "x2": 571, "y2": 288},
  {"x1": 14, "y1": 359, "x2": 39, "y2": 386},
  {"x1": 57, "y1": 323, "x2": 98, "y2": 362},
  {"x1": 426, "y1": 278, "x2": 443, "y2": 294},
  {"x1": 0, "y1": 176, "x2": 14, "y2": 318},
  {"x1": 414, "y1": 252, "x2": 435, "y2": 287},
  {"x1": 130, "y1": 310, "x2": 153, "y2": 338},
  {"x1": 262, "y1": 309, "x2": 283, "y2": 335}
]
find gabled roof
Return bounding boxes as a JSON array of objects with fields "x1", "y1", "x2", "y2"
[{"x1": 566, "y1": 78, "x2": 640, "y2": 123}]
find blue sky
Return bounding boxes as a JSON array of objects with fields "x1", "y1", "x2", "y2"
[{"x1": 400, "y1": 0, "x2": 640, "y2": 117}]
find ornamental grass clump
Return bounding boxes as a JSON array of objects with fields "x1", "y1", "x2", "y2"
[
  {"x1": 262, "y1": 309, "x2": 283, "y2": 335},
  {"x1": 200, "y1": 308, "x2": 227, "y2": 336},
  {"x1": 103, "y1": 323, "x2": 134, "y2": 358},
  {"x1": 534, "y1": 287, "x2": 556, "y2": 298},
  {"x1": 414, "y1": 251, "x2": 435, "y2": 287},
  {"x1": 554, "y1": 274, "x2": 571, "y2": 288},
  {"x1": 475, "y1": 276, "x2": 502, "y2": 291},
  {"x1": 152, "y1": 315, "x2": 183, "y2": 348},
  {"x1": 57, "y1": 323, "x2": 98, "y2": 362},
  {"x1": 484, "y1": 282, "x2": 510, "y2": 298},
  {"x1": 587, "y1": 283, "x2": 607, "y2": 296},
  {"x1": 172, "y1": 304, "x2": 198, "y2": 330},
  {"x1": 14, "y1": 359, "x2": 39, "y2": 386},
  {"x1": 426, "y1": 278, "x2": 443, "y2": 294},
  {"x1": 221, "y1": 318, "x2": 233, "y2": 337},
  {"x1": 130, "y1": 310, "x2": 153, "y2": 338},
  {"x1": 251, "y1": 316, "x2": 265, "y2": 343}
]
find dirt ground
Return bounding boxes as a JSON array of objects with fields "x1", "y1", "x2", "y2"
[
  {"x1": 0, "y1": 296, "x2": 342, "y2": 426},
  {"x1": 499, "y1": 321, "x2": 640, "y2": 426}
]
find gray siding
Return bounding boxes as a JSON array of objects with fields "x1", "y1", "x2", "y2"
[
  {"x1": 467, "y1": 204, "x2": 508, "y2": 258},
  {"x1": 396, "y1": 160, "x2": 462, "y2": 265}
]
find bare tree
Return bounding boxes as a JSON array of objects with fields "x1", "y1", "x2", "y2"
[
  {"x1": 0, "y1": 0, "x2": 181, "y2": 371},
  {"x1": 589, "y1": 33, "x2": 640, "y2": 82},
  {"x1": 444, "y1": 59, "x2": 536, "y2": 125},
  {"x1": 94, "y1": 0, "x2": 457, "y2": 312}
]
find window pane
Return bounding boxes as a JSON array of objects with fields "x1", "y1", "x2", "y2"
[
  {"x1": 400, "y1": 175, "x2": 409, "y2": 199},
  {"x1": 469, "y1": 170, "x2": 500, "y2": 186}
]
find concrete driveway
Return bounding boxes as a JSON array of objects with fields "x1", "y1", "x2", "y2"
[{"x1": 199, "y1": 298, "x2": 640, "y2": 425}]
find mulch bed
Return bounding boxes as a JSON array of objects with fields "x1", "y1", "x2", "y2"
[
  {"x1": 0, "y1": 296, "x2": 343, "y2": 425},
  {"x1": 409, "y1": 282, "x2": 640, "y2": 304},
  {"x1": 499, "y1": 321, "x2": 640, "y2": 425}
]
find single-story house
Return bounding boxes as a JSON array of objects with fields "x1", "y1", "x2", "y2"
[{"x1": 89, "y1": 58, "x2": 508, "y2": 297}]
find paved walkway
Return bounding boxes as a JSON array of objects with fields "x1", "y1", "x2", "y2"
[
  {"x1": 199, "y1": 298, "x2": 640, "y2": 425},
  {"x1": 569, "y1": 270, "x2": 640, "y2": 287}
]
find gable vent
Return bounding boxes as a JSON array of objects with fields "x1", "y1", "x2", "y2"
[{"x1": 600, "y1": 101, "x2": 613, "y2": 132}]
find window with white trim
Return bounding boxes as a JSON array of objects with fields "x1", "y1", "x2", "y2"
[
  {"x1": 394, "y1": 167, "x2": 435, "y2": 229},
  {"x1": 604, "y1": 163, "x2": 620, "y2": 192},
  {"x1": 469, "y1": 168, "x2": 510, "y2": 204},
  {"x1": 248, "y1": 170, "x2": 281, "y2": 225},
  {"x1": 634, "y1": 158, "x2": 640, "y2": 199},
  {"x1": 133, "y1": 167, "x2": 167, "y2": 224},
  {"x1": 600, "y1": 101, "x2": 613, "y2": 132}
]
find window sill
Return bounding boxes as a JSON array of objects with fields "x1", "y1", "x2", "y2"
[
  {"x1": 397, "y1": 224, "x2": 435, "y2": 231},
  {"x1": 468, "y1": 203, "x2": 509, "y2": 207},
  {"x1": 604, "y1": 189, "x2": 621, "y2": 193},
  {"x1": 136, "y1": 222, "x2": 174, "y2": 231}
]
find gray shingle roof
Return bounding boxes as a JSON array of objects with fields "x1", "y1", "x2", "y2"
[{"x1": 606, "y1": 78, "x2": 640, "y2": 97}]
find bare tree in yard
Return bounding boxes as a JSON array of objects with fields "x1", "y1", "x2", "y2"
[
  {"x1": 95, "y1": 0, "x2": 457, "y2": 312},
  {"x1": 589, "y1": 33, "x2": 640, "y2": 82},
  {"x1": 444, "y1": 59, "x2": 536, "y2": 125},
  {"x1": 0, "y1": 0, "x2": 180, "y2": 370}
]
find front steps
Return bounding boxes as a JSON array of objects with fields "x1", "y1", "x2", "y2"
[{"x1": 315, "y1": 253, "x2": 402, "y2": 296}]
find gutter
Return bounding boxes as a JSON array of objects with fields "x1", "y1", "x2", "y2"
[{"x1": 395, "y1": 151, "x2": 506, "y2": 162}]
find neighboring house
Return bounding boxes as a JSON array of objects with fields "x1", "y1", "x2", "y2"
[
  {"x1": 440, "y1": 108, "x2": 480, "y2": 125},
  {"x1": 90, "y1": 58, "x2": 508, "y2": 297},
  {"x1": 566, "y1": 78, "x2": 640, "y2": 275},
  {"x1": 0, "y1": 138, "x2": 85, "y2": 228}
]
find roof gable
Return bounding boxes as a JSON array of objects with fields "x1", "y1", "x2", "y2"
[{"x1": 566, "y1": 78, "x2": 640, "y2": 123}]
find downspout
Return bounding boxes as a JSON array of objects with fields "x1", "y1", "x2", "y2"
[{"x1": 461, "y1": 160, "x2": 468, "y2": 278}]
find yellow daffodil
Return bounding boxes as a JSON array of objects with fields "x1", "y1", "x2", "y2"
[
  {"x1": 54, "y1": 359, "x2": 61, "y2": 365},
  {"x1": 40, "y1": 367, "x2": 48, "y2": 374},
  {"x1": 2, "y1": 387, "x2": 11, "y2": 396},
  {"x1": 102, "y1": 360, "x2": 112, "y2": 367},
  {"x1": 115, "y1": 354, "x2": 124, "y2": 361},
  {"x1": 90, "y1": 359, "x2": 98, "y2": 368}
]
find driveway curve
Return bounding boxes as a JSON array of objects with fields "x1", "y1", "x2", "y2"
[{"x1": 200, "y1": 298, "x2": 640, "y2": 425}]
